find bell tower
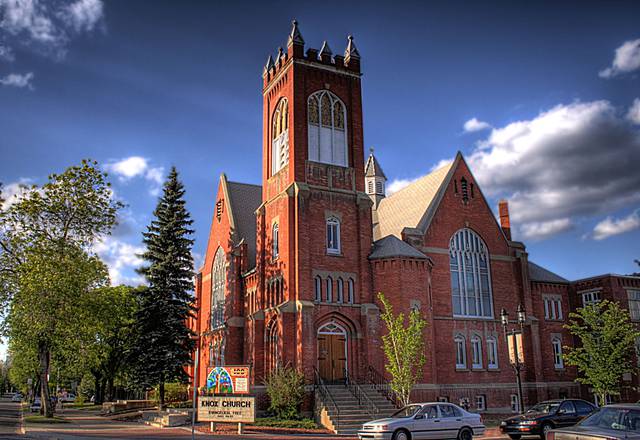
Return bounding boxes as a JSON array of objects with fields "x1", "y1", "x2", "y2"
[{"x1": 255, "y1": 21, "x2": 373, "y2": 381}]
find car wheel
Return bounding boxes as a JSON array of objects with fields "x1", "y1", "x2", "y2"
[
  {"x1": 540, "y1": 423, "x2": 553, "y2": 440},
  {"x1": 458, "y1": 427, "x2": 473, "y2": 440},
  {"x1": 392, "y1": 429, "x2": 411, "y2": 440},
  {"x1": 508, "y1": 435, "x2": 521, "y2": 440}
]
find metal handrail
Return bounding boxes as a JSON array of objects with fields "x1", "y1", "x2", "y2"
[
  {"x1": 313, "y1": 367, "x2": 340, "y2": 432},
  {"x1": 367, "y1": 365, "x2": 401, "y2": 408},
  {"x1": 345, "y1": 370, "x2": 379, "y2": 418}
]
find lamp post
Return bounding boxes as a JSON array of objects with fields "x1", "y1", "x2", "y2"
[
  {"x1": 501, "y1": 304, "x2": 526, "y2": 413},
  {"x1": 191, "y1": 334, "x2": 201, "y2": 440}
]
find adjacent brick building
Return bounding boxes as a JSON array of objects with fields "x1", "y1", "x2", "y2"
[{"x1": 188, "y1": 22, "x2": 640, "y2": 413}]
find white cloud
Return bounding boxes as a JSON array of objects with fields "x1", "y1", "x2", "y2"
[
  {"x1": 0, "y1": 44, "x2": 15, "y2": 61},
  {"x1": 467, "y1": 100, "x2": 640, "y2": 240},
  {"x1": 0, "y1": 0, "x2": 61, "y2": 44},
  {"x1": 387, "y1": 177, "x2": 419, "y2": 195},
  {"x1": 93, "y1": 237, "x2": 145, "y2": 286},
  {"x1": 519, "y1": 218, "x2": 574, "y2": 241},
  {"x1": 1, "y1": 179, "x2": 34, "y2": 210},
  {"x1": 60, "y1": 0, "x2": 103, "y2": 32},
  {"x1": 463, "y1": 117, "x2": 492, "y2": 133},
  {"x1": 104, "y1": 156, "x2": 165, "y2": 196},
  {"x1": 592, "y1": 210, "x2": 640, "y2": 240},
  {"x1": 599, "y1": 38, "x2": 640, "y2": 78},
  {"x1": 627, "y1": 98, "x2": 640, "y2": 125},
  {"x1": 0, "y1": 72, "x2": 34, "y2": 89}
]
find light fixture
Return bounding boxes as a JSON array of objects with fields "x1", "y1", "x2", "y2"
[
  {"x1": 500, "y1": 308, "x2": 509, "y2": 326},
  {"x1": 517, "y1": 304, "x2": 526, "y2": 325}
]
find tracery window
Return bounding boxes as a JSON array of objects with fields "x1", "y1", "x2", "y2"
[
  {"x1": 326, "y1": 217, "x2": 341, "y2": 254},
  {"x1": 266, "y1": 319, "x2": 280, "y2": 372},
  {"x1": 307, "y1": 90, "x2": 347, "y2": 166},
  {"x1": 449, "y1": 228, "x2": 493, "y2": 318},
  {"x1": 211, "y1": 247, "x2": 225, "y2": 329},
  {"x1": 272, "y1": 99, "x2": 289, "y2": 175}
]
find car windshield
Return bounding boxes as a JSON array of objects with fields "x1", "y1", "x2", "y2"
[
  {"x1": 391, "y1": 405, "x2": 422, "y2": 418},
  {"x1": 579, "y1": 408, "x2": 640, "y2": 431},
  {"x1": 527, "y1": 403, "x2": 560, "y2": 414}
]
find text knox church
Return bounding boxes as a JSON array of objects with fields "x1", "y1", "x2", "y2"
[{"x1": 188, "y1": 21, "x2": 640, "y2": 415}]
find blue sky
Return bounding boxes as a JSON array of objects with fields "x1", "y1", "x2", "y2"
[{"x1": 1, "y1": 0, "x2": 640, "y2": 292}]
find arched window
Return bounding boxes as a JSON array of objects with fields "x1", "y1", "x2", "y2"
[
  {"x1": 326, "y1": 277, "x2": 333, "y2": 302},
  {"x1": 337, "y1": 278, "x2": 344, "y2": 303},
  {"x1": 266, "y1": 320, "x2": 280, "y2": 372},
  {"x1": 552, "y1": 337, "x2": 563, "y2": 369},
  {"x1": 455, "y1": 335, "x2": 466, "y2": 369},
  {"x1": 487, "y1": 337, "x2": 498, "y2": 369},
  {"x1": 211, "y1": 247, "x2": 225, "y2": 329},
  {"x1": 326, "y1": 217, "x2": 341, "y2": 254},
  {"x1": 272, "y1": 99, "x2": 289, "y2": 175},
  {"x1": 315, "y1": 276, "x2": 322, "y2": 302},
  {"x1": 449, "y1": 228, "x2": 493, "y2": 318},
  {"x1": 307, "y1": 90, "x2": 347, "y2": 167},
  {"x1": 348, "y1": 278, "x2": 355, "y2": 304},
  {"x1": 471, "y1": 335, "x2": 483, "y2": 369},
  {"x1": 272, "y1": 223, "x2": 279, "y2": 259}
]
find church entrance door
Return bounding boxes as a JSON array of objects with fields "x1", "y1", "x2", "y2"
[{"x1": 317, "y1": 322, "x2": 347, "y2": 383}]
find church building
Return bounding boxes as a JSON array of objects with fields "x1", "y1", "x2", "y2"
[{"x1": 188, "y1": 22, "x2": 640, "y2": 419}]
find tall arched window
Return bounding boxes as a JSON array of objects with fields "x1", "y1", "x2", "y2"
[
  {"x1": 487, "y1": 337, "x2": 498, "y2": 369},
  {"x1": 266, "y1": 319, "x2": 279, "y2": 372},
  {"x1": 348, "y1": 278, "x2": 355, "y2": 304},
  {"x1": 326, "y1": 217, "x2": 341, "y2": 254},
  {"x1": 211, "y1": 247, "x2": 225, "y2": 329},
  {"x1": 272, "y1": 223, "x2": 279, "y2": 259},
  {"x1": 326, "y1": 277, "x2": 333, "y2": 302},
  {"x1": 449, "y1": 228, "x2": 493, "y2": 318},
  {"x1": 272, "y1": 99, "x2": 289, "y2": 175},
  {"x1": 314, "y1": 276, "x2": 322, "y2": 302},
  {"x1": 455, "y1": 335, "x2": 466, "y2": 369},
  {"x1": 471, "y1": 335, "x2": 483, "y2": 369},
  {"x1": 307, "y1": 90, "x2": 347, "y2": 166},
  {"x1": 337, "y1": 278, "x2": 344, "y2": 303}
]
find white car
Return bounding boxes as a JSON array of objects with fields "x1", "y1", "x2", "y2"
[
  {"x1": 11, "y1": 393, "x2": 23, "y2": 402},
  {"x1": 358, "y1": 402, "x2": 485, "y2": 440}
]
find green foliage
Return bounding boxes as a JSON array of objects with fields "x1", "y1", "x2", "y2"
[
  {"x1": 563, "y1": 300, "x2": 640, "y2": 404},
  {"x1": 0, "y1": 160, "x2": 121, "y2": 417},
  {"x1": 254, "y1": 417, "x2": 318, "y2": 429},
  {"x1": 129, "y1": 167, "x2": 195, "y2": 408},
  {"x1": 378, "y1": 292, "x2": 427, "y2": 407},
  {"x1": 264, "y1": 366, "x2": 305, "y2": 419},
  {"x1": 152, "y1": 382, "x2": 189, "y2": 403}
]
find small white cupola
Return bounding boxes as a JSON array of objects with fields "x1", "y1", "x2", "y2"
[{"x1": 365, "y1": 147, "x2": 387, "y2": 209}]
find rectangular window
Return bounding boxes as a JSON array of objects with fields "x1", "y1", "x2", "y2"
[
  {"x1": 326, "y1": 219, "x2": 341, "y2": 254},
  {"x1": 628, "y1": 290, "x2": 640, "y2": 321},
  {"x1": 510, "y1": 394, "x2": 519, "y2": 413},
  {"x1": 581, "y1": 290, "x2": 601, "y2": 307},
  {"x1": 553, "y1": 338, "x2": 564, "y2": 369},
  {"x1": 475, "y1": 395, "x2": 486, "y2": 411}
]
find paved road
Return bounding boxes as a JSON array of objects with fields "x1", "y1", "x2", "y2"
[{"x1": 0, "y1": 396, "x2": 23, "y2": 437}]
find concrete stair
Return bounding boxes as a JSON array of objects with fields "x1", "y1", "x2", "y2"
[
  {"x1": 142, "y1": 410, "x2": 189, "y2": 427},
  {"x1": 318, "y1": 384, "x2": 397, "y2": 435}
]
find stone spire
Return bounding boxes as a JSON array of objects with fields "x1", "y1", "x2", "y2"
[
  {"x1": 319, "y1": 40, "x2": 333, "y2": 56},
  {"x1": 263, "y1": 55, "x2": 274, "y2": 77},
  {"x1": 344, "y1": 34, "x2": 360, "y2": 61},
  {"x1": 365, "y1": 147, "x2": 387, "y2": 209},
  {"x1": 288, "y1": 19, "x2": 304, "y2": 46}
]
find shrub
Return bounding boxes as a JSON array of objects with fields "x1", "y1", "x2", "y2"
[
  {"x1": 263, "y1": 366, "x2": 305, "y2": 420},
  {"x1": 254, "y1": 417, "x2": 318, "y2": 429}
]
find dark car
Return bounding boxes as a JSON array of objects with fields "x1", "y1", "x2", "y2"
[
  {"x1": 500, "y1": 399, "x2": 597, "y2": 439},
  {"x1": 547, "y1": 404, "x2": 640, "y2": 440}
]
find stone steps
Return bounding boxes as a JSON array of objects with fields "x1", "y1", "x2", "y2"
[{"x1": 142, "y1": 410, "x2": 189, "y2": 428}]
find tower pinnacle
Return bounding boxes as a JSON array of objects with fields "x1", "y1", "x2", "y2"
[{"x1": 288, "y1": 19, "x2": 304, "y2": 46}]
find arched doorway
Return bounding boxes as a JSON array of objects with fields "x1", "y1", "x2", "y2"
[{"x1": 317, "y1": 322, "x2": 347, "y2": 383}]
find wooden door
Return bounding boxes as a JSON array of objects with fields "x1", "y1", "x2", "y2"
[{"x1": 317, "y1": 334, "x2": 346, "y2": 383}]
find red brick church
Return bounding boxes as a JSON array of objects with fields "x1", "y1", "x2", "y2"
[{"x1": 188, "y1": 22, "x2": 640, "y2": 417}]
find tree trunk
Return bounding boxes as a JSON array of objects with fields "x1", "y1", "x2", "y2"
[
  {"x1": 100, "y1": 377, "x2": 107, "y2": 403},
  {"x1": 37, "y1": 342, "x2": 53, "y2": 418},
  {"x1": 106, "y1": 377, "x2": 114, "y2": 402},
  {"x1": 92, "y1": 370, "x2": 103, "y2": 405},
  {"x1": 159, "y1": 381, "x2": 165, "y2": 410}
]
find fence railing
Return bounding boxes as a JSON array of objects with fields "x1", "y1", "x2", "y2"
[
  {"x1": 367, "y1": 365, "x2": 401, "y2": 408},
  {"x1": 313, "y1": 367, "x2": 340, "y2": 432},
  {"x1": 345, "y1": 370, "x2": 379, "y2": 418}
]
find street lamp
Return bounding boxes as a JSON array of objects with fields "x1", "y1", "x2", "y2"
[{"x1": 501, "y1": 305, "x2": 526, "y2": 413}]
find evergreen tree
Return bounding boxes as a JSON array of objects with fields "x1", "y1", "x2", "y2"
[{"x1": 131, "y1": 167, "x2": 195, "y2": 409}]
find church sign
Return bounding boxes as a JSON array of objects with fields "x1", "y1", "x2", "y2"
[
  {"x1": 206, "y1": 366, "x2": 250, "y2": 394},
  {"x1": 198, "y1": 396, "x2": 255, "y2": 423}
]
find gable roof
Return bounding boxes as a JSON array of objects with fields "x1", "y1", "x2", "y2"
[
  {"x1": 374, "y1": 157, "x2": 456, "y2": 240},
  {"x1": 225, "y1": 180, "x2": 262, "y2": 268},
  {"x1": 369, "y1": 235, "x2": 428, "y2": 260},
  {"x1": 528, "y1": 261, "x2": 569, "y2": 284}
]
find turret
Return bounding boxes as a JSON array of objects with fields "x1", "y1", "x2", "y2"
[{"x1": 365, "y1": 148, "x2": 386, "y2": 209}]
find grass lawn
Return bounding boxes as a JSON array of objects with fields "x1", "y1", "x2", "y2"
[
  {"x1": 253, "y1": 417, "x2": 319, "y2": 429},
  {"x1": 24, "y1": 415, "x2": 69, "y2": 424}
]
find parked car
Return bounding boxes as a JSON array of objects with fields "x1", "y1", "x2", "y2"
[
  {"x1": 60, "y1": 393, "x2": 76, "y2": 403},
  {"x1": 11, "y1": 393, "x2": 23, "y2": 402},
  {"x1": 546, "y1": 404, "x2": 640, "y2": 440},
  {"x1": 358, "y1": 402, "x2": 485, "y2": 440},
  {"x1": 500, "y1": 399, "x2": 597, "y2": 439},
  {"x1": 30, "y1": 398, "x2": 41, "y2": 413}
]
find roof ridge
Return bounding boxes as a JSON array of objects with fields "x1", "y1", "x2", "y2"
[
  {"x1": 385, "y1": 160, "x2": 453, "y2": 199},
  {"x1": 226, "y1": 180, "x2": 262, "y2": 188}
]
